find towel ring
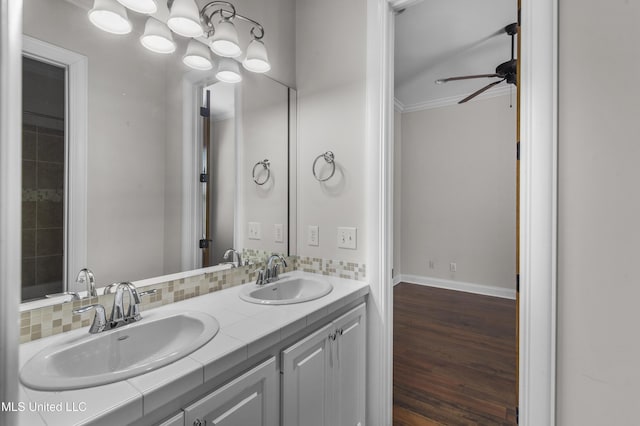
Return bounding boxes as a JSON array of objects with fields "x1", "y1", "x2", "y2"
[
  {"x1": 252, "y1": 159, "x2": 270, "y2": 185},
  {"x1": 312, "y1": 151, "x2": 336, "y2": 182}
]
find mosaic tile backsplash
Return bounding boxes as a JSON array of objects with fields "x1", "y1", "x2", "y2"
[{"x1": 19, "y1": 256, "x2": 366, "y2": 343}]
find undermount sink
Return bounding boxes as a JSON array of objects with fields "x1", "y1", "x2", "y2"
[
  {"x1": 20, "y1": 311, "x2": 219, "y2": 391},
  {"x1": 240, "y1": 274, "x2": 333, "y2": 305}
]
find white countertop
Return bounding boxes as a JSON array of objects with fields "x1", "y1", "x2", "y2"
[{"x1": 17, "y1": 271, "x2": 369, "y2": 426}]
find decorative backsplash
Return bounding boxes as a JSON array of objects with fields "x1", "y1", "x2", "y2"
[
  {"x1": 19, "y1": 256, "x2": 366, "y2": 343},
  {"x1": 298, "y1": 257, "x2": 367, "y2": 281}
]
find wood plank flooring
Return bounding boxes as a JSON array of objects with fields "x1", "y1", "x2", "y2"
[{"x1": 393, "y1": 283, "x2": 517, "y2": 425}]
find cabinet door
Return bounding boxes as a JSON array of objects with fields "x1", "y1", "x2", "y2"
[
  {"x1": 332, "y1": 303, "x2": 366, "y2": 426},
  {"x1": 281, "y1": 323, "x2": 333, "y2": 426},
  {"x1": 183, "y1": 357, "x2": 278, "y2": 426}
]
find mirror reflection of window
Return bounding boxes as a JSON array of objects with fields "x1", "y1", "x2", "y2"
[{"x1": 21, "y1": 56, "x2": 66, "y2": 301}]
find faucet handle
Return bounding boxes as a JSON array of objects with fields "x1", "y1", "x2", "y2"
[
  {"x1": 138, "y1": 289, "x2": 157, "y2": 298},
  {"x1": 254, "y1": 268, "x2": 266, "y2": 285},
  {"x1": 131, "y1": 288, "x2": 157, "y2": 321},
  {"x1": 73, "y1": 304, "x2": 107, "y2": 334}
]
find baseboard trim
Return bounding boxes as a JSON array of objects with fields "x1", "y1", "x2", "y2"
[{"x1": 396, "y1": 274, "x2": 516, "y2": 300}]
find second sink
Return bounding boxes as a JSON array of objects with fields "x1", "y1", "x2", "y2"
[{"x1": 240, "y1": 274, "x2": 333, "y2": 305}]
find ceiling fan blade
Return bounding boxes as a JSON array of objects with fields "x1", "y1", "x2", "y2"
[
  {"x1": 458, "y1": 79, "x2": 505, "y2": 104},
  {"x1": 435, "y1": 74, "x2": 501, "y2": 84}
]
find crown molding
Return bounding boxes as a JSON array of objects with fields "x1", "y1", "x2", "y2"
[
  {"x1": 396, "y1": 85, "x2": 513, "y2": 113},
  {"x1": 393, "y1": 98, "x2": 405, "y2": 112}
]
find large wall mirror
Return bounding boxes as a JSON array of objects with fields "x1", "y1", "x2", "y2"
[{"x1": 21, "y1": 0, "x2": 296, "y2": 304}]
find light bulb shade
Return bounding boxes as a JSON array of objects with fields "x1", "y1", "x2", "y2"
[
  {"x1": 242, "y1": 40, "x2": 271, "y2": 73},
  {"x1": 216, "y1": 58, "x2": 242, "y2": 83},
  {"x1": 140, "y1": 18, "x2": 176, "y2": 54},
  {"x1": 88, "y1": 0, "x2": 132, "y2": 35},
  {"x1": 168, "y1": 0, "x2": 203, "y2": 38},
  {"x1": 210, "y1": 20, "x2": 241, "y2": 58},
  {"x1": 116, "y1": 0, "x2": 157, "y2": 14},
  {"x1": 183, "y1": 40, "x2": 213, "y2": 70}
]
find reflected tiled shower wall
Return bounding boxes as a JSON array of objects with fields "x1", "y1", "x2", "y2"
[{"x1": 22, "y1": 56, "x2": 66, "y2": 301}]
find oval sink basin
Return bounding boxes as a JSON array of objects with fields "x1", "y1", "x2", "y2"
[
  {"x1": 20, "y1": 311, "x2": 219, "y2": 390},
  {"x1": 240, "y1": 275, "x2": 333, "y2": 305}
]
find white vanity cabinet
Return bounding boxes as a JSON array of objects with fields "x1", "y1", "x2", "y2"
[
  {"x1": 183, "y1": 357, "x2": 279, "y2": 426},
  {"x1": 281, "y1": 303, "x2": 366, "y2": 426}
]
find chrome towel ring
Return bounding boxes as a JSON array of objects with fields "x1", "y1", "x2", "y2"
[
  {"x1": 252, "y1": 159, "x2": 271, "y2": 185},
  {"x1": 312, "y1": 151, "x2": 336, "y2": 182}
]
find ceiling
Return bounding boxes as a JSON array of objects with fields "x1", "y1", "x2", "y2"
[{"x1": 394, "y1": 0, "x2": 517, "y2": 109}]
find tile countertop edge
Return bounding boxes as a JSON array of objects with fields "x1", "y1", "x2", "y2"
[{"x1": 17, "y1": 271, "x2": 369, "y2": 425}]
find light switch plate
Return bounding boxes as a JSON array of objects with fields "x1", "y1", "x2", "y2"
[
  {"x1": 308, "y1": 225, "x2": 319, "y2": 246},
  {"x1": 274, "y1": 224, "x2": 284, "y2": 243},
  {"x1": 248, "y1": 222, "x2": 261, "y2": 240},
  {"x1": 337, "y1": 227, "x2": 357, "y2": 249}
]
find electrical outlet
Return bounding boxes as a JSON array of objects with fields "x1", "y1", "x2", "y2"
[
  {"x1": 308, "y1": 225, "x2": 319, "y2": 246},
  {"x1": 274, "y1": 224, "x2": 284, "y2": 243},
  {"x1": 248, "y1": 222, "x2": 261, "y2": 240},
  {"x1": 449, "y1": 262, "x2": 457, "y2": 272},
  {"x1": 337, "y1": 227, "x2": 357, "y2": 249}
]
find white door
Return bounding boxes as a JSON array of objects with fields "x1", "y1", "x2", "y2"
[
  {"x1": 183, "y1": 357, "x2": 278, "y2": 426},
  {"x1": 332, "y1": 303, "x2": 366, "y2": 426},
  {"x1": 281, "y1": 323, "x2": 333, "y2": 426}
]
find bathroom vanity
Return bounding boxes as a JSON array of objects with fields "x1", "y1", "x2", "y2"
[{"x1": 18, "y1": 271, "x2": 368, "y2": 426}]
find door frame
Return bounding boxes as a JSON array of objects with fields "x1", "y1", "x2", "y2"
[
  {"x1": 368, "y1": 0, "x2": 558, "y2": 425},
  {"x1": 22, "y1": 35, "x2": 88, "y2": 295},
  {"x1": 0, "y1": 0, "x2": 22, "y2": 421}
]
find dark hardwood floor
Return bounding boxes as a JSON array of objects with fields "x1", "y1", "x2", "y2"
[{"x1": 393, "y1": 283, "x2": 517, "y2": 425}]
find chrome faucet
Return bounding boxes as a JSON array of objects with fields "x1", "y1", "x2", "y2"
[
  {"x1": 223, "y1": 248, "x2": 244, "y2": 267},
  {"x1": 77, "y1": 282, "x2": 156, "y2": 333},
  {"x1": 255, "y1": 254, "x2": 287, "y2": 285},
  {"x1": 76, "y1": 268, "x2": 98, "y2": 298},
  {"x1": 109, "y1": 282, "x2": 141, "y2": 325}
]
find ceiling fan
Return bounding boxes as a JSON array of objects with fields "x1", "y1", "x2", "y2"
[{"x1": 435, "y1": 22, "x2": 518, "y2": 104}]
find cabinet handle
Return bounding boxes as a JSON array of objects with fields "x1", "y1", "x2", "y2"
[
  {"x1": 329, "y1": 332, "x2": 337, "y2": 367},
  {"x1": 193, "y1": 419, "x2": 206, "y2": 426},
  {"x1": 335, "y1": 328, "x2": 342, "y2": 367}
]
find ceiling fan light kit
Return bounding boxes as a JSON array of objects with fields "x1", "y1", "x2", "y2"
[{"x1": 435, "y1": 22, "x2": 518, "y2": 104}]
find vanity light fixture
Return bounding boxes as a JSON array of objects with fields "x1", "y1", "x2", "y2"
[
  {"x1": 182, "y1": 39, "x2": 213, "y2": 70},
  {"x1": 117, "y1": 0, "x2": 157, "y2": 14},
  {"x1": 140, "y1": 18, "x2": 176, "y2": 54},
  {"x1": 167, "y1": 0, "x2": 204, "y2": 38},
  {"x1": 209, "y1": 19, "x2": 241, "y2": 57},
  {"x1": 89, "y1": 0, "x2": 271, "y2": 81},
  {"x1": 215, "y1": 58, "x2": 242, "y2": 83},
  {"x1": 88, "y1": 0, "x2": 132, "y2": 35},
  {"x1": 243, "y1": 39, "x2": 270, "y2": 73}
]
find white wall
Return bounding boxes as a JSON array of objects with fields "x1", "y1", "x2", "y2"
[
  {"x1": 557, "y1": 1, "x2": 640, "y2": 423},
  {"x1": 24, "y1": 0, "x2": 169, "y2": 285},
  {"x1": 296, "y1": 0, "x2": 368, "y2": 263},
  {"x1": 398, "y1": 95, "x2": 516, "y2": 290},
  {"x1": 162, "y1": 56, "x2": 185, "y2": 276},
  {"x1": 239, "y1": 72, "x2": 289, "y2": 256}
]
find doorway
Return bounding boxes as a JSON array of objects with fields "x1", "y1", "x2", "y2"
[{"x1": 392, "y1": 0, "x2": 519, "y2": 423}]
